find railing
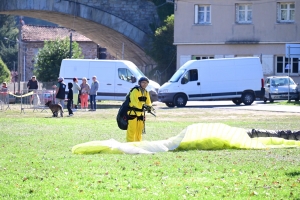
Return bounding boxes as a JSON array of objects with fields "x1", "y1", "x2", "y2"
[
  {"x1": 0, "y1": 92, "x2": 10, "y2": 111},
  {"x1": 9, "y1": 89, "x2": 55, "y2": 113}
]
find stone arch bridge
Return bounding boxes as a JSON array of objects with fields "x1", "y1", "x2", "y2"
[{"x1": 0, "y1": 0, "x2": 160, "y2": 67}]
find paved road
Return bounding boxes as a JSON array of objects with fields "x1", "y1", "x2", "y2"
[{"x1": 160, "y1": 100, "x2": 300, "y2": 113}]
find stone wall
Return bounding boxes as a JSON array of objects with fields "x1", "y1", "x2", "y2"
[
  {"x1": 77, "y1": 0, "x2": 159, "y2": 34},
  {"x1": 0, "y1": 0, "x2": 159, "y2": 67},
  {"x1": 21, "y1": 41, "x2": 99, "y2": 81}
]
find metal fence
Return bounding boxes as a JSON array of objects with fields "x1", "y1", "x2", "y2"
[
  {"x1": 0, "y1": 92, "x2": 11, "y2": 111},
  {"x1": 17, "y1": 89, "x2": 55, "y2": 113}
]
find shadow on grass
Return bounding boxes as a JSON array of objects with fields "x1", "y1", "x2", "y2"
[{"x1": 285, "y1": 171, "x2": 300, "y2": 177}]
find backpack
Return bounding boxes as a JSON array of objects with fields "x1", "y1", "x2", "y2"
[{"x1": 116, "y1": 86, "x2": 139, "y2": 130}]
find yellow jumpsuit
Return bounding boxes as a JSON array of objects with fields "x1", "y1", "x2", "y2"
[{"x1": 126, "y1": 87, "x2": 152, "y2": 142}]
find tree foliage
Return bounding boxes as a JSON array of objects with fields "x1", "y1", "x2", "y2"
[
  {"x1": 0, "y1": 15, "x2": 18, "y2": 71},
  {"x1": 147, "y1": 15, "x2": 176, "y2": 82},
  {"x1": 34, "y1": 38, "x2": 83, "y2": 82},
  {"x1": 0, "y1": 57, "x2": 11, "y2": 83},
  {"x1": 149, "y1": 0, "x2": 174, "y2": 33}
]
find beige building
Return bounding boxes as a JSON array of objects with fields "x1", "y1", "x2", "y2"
[{"x1": 174, "y1": 0, "x2": 300, "y2": 82}]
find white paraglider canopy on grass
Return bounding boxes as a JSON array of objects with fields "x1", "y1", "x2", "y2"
[{"x1": 72, "y1": 123, "x2": 300, "y2": 155}]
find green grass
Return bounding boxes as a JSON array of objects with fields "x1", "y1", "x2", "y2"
[
  {"x1": 0, "y1": 103, "x2": 300, "y2": 199},
  {"x1": 273, "y1": 100, "x2": 300, "y2": 106}
]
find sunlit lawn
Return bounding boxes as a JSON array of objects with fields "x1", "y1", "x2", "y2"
[{"x1": 0, "y1": 102, "x2": 299, "y2": 199}]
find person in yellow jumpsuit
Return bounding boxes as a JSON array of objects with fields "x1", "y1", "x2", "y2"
[{"x1": 126, "y1": 77, "x2": 152, "y2": 142}]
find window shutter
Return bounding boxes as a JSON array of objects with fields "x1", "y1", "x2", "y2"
[
  {"x1": 194, "y1": 5, "x2": 198, "y2": 24},
  {"x1": 235, "y1": 4, "x2": 239, "y2": 23},
  {"x1": 276, "y1": 3, "x2": 280, "y2": 22}
]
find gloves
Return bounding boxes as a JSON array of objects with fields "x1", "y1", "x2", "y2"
[
  {"x1": 143, "y1": 104, "x2": 153, "y2": 112},
  {"x1": 146, "y1": 106, "x2": 152, "y2": 112}
]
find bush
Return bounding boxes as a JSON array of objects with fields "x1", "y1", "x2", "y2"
[{"x1": 0, "y1": 57, "x2": 10, "y2": 83}]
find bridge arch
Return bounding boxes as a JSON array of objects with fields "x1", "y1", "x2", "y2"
[{"x1": 0, "y1": 0, "x2": 159, "y2": 66}]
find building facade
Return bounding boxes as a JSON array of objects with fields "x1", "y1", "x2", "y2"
[{"x1": 174, "y1": 0, "x2": 300, "y2": 81}]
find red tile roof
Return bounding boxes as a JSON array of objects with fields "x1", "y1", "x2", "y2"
[{"x1": 21, "y1": 25, "x2": 92, "y2": 42}]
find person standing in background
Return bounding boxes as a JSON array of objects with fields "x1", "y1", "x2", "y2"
[
  {"x1": 27, "y1": 76, "x2": 38, "y2": 105},
  {"x1": 0, "y1": 82, "x2": 9, "y2": 104},
  {"x1": 1, "y1": 82, "x2": 8, "y2": 92},
  {"x1": 67, "y1": 82, "x2": 74, "y2": 116},
  {"x1": 55, "y1": 77, "x2": 66, "y2": 109},
  {"x1": 72, "y1": 77, "x2": 81, "y2": 110},
  {"x1": 89, "y1": 76, "x2": 99, "y2": 111},
  {"x1": 80, "y1": 77, "x2": 90, "y2": 111}
]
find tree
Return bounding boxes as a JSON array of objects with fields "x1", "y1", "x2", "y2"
[
  {"x1": 147, "y1": 15, "x2": 176, "y2": 83},
  {"x1": 0, "y1": 15, "x2": 18, "y2": 71},
  {"x1": 0, "y1": 57, "x2": 11, "y2": 83},
  {"x1": 149, "y1": 0, "x2": 174, "y2": 32},
  {"x1": 34, "y1": 38, "x2": 83, "y2": 82}
]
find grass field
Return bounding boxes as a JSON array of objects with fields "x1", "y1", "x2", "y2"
[{"x1": 0, "y1": 102, "x2": 300, "y2": 199}]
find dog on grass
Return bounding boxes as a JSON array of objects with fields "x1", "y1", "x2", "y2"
[{"x1": 45, "y1": 101, "x2": 63, "y2": 117}]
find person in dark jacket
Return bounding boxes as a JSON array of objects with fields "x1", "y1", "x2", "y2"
[
  {"x1": 55, "y1": 77, "x2": 66, "y2": 109},
  {"x1": 27, "y1": 76, "x2": 38, "y2": 105},
  {"x1": 67, "y1": 82, "x2": 73, "y2": 116}
]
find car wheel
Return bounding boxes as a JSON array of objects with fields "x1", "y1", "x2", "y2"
[
  {"x1": 269, "y1": 94, "x2": 274, "y2": 103},
  {"x1": 232, "y1": 99, "x2": 242, "y2": 105},
  {"x1": 295, "y1": 98, "x2": 299, "y2": 102},
  {"x1": 165, "y1": 102, "x2": 175, "y2": 107},
  {"x1": 242, "y1": 92, "x2": 254, "y2": 105},
  {"x1": 174, "y1": 94, "x2": 187, "y2": 107},
  {"x1": 263, "y1": 97, "x2": 267, "y2": 103}
]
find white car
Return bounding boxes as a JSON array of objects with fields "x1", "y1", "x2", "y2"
[{"x1": 264, "y1": 76, "x2": 299, "y2": 103}]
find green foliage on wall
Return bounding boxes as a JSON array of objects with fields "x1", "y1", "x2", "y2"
[
  {"x1": 147, "y1": 15, "x2": 176, "y2": 82},
  {"x1": 149, "y1": 0, "x2": 174, "y2": 33}
]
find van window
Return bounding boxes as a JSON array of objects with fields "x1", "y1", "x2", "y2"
[
  {"x1": 169, "y1": 69, "x2": 186, "y2": 82},
  {"x1": 182, "y1": 69, "x2": 198, "y2": 84},
  {"x1": 189, "y1": 69, "x2": 198, "y2": 81},
  {"x1": 118, "y1": 68, "x2": 135, "y2": 83}
]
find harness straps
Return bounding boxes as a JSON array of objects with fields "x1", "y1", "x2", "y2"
[{"x1": 128, "y1": 107, "x2": 143, "y2": 112}]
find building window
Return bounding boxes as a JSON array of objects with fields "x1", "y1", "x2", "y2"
[
  {"x1": 192, "y1": 56, "x2": 214, "y2": 60},
  {"x1": 277, "y1": 2, "x2": 295, "y2": 22},
  {"x1": 276, "y1": 56, "x2": 299, "y2": 74},
  {"x1": 194, "y1": 5, "x2": 211, "y2": 24},
  {"x1": 236, "y1": 4, "x2": 252, "y2": 23}
]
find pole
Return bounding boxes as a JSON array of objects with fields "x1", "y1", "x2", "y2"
[
  {"x1": 13, "y1": 61, "x2": 15, "y2": 94},
  {"x1": 121, "y1": 43, "x2": 124, "y2": 59},
  {"x1": 70, "y1": 32, "x2": 72, "y2": 58},
  {"x1": 23, "y1": 53, "x2": 26, "y2": 82},
  {"x1": 288, "y1": 46, "x2": 290, "y2": 102},
  {"x1": 17, "y1": 18, "x2": 21, "y2": 93}
]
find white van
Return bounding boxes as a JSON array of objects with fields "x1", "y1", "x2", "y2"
[
  {"x1": 59, "y1": 59, "x2": 160, "y2": 101},
  {"x1": 158, "y1": 57, "x2": 265, "y2": 107}
]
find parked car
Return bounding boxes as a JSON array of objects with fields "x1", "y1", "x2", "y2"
[
  {"x1": 9, "y1": 94, "x2": 16, "y2": 104},
  {"x1": 264, "y1": 76, "x2": 299, "y2": 103},
  {"x1": 39, "y1": 91, "x2": 55, "y2": 104}
]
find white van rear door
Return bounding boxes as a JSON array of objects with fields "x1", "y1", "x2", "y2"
[
  {"x1": 89, "y1": 61, "x2": 116, "y2": 100},
  {"x1": 179, "y1": 69, "x2": 201, "y2": 100},
  {"x1": 115, "y1": 67, "x2": 137, "y2": 101}
]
